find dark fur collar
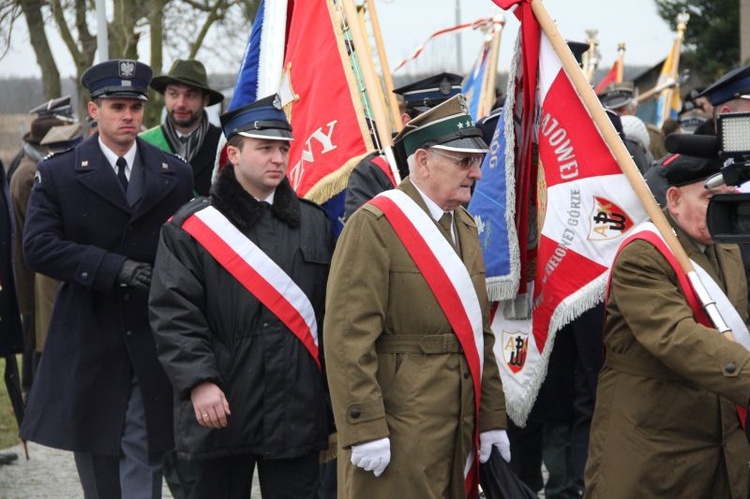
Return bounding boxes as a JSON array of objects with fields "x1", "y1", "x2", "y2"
[{"x1": 210, "y1": 165, "x2": 301, "y2": 230}]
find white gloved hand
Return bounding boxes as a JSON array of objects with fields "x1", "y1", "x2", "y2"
[
  {"x1": 479, "y1": 429, "x2": 511, "y2": 463},
  {"x1": 350, "y1": 437, "x2": 391, "y2": 477}
]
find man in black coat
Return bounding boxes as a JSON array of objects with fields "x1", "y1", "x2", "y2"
[
  {"x1": 149, "y1": 94, "x2": 333, "y2": 499},
  {"x1": 0, "y1": 160, "x2": 24, "y2": 466},
  {"x1": 20, "y1": 59, "x2": 194, "y2": 499},
  {"x1": 141, "y1": 59, "x2": 224, "y2": 197}
]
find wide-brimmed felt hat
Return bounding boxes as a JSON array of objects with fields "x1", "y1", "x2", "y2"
[
  {"x1": 150, "y1": 59, "x2": 224, "y2": 106},
  {"x1": 23, "y1": 115, "x2": 67, "y2": 145}
]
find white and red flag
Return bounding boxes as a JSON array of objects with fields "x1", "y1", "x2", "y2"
[
  {"x1": 488, "y1": 0, "x2": 647, "y2": 423},
  {"x1": 594, "y1": 59, "x2": 622, "y2": 94}
]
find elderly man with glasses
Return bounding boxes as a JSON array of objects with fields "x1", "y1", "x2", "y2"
[{"x1": 324, "y1": 94, "x2": 509, "y2": 499}]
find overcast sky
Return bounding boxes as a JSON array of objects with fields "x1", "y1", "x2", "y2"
[{"x1": 0, "y1": 0, "x2": 676, "y2": 79}]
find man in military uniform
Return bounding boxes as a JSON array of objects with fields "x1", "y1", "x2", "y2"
[
  {"x1": 343, "y1": 72, "x2": 463, "y2": 220},
  {"x1": 326, "y1": 95, "x2": 509, "y2": 498},
  {"x1": 6, "y1": 96, "x2": 76, "y2": 182},
  {"x1": 10, "y1": 117, "x2": 81, "y2": 384},
  {"x1": 141, "y1": 59, "x2": 224, "y2": 197},
  {"x1": 584, "y1": 146, "x2": 750, "y2": 498},
  {"x1": 20, "y1": 59, "x2": 194, "y2": 498}
]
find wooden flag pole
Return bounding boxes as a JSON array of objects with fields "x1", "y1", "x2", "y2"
[
  {"x1": 529, "y1": 0, "x2": 731, "y2": 334},
  {"x1": 583, "y1": 29, "x2": 599, "y2": 83},
  {"x1": 479, "y1": 14, "x2": 505, "y2": 118},
  {"x1": 365, "y1": 0, "x2": 403, "y2": 132},
  {"x1": 341, "y1": 0, "x2": 401, "y2": 183},
  {"x1": 615, "y1": 42, "x2": 625, "y2": 83},
  {"x1": 659, "y1": 12, "x2": 689, "y2": 125}
]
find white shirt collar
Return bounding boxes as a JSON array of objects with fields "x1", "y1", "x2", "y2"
[
  {"x1": 98, "y1": 137, "x2": 137, "y2": 177},
  {"x1": 412, "y1": 182, "x2": 452, "y2": 222},
  {"x1": 255, "y1": 191, "x2": 275, "y2": 205}
]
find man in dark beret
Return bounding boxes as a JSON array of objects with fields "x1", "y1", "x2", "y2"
[
  {"x1": 585, "y1": 150, "x2": 750, "y2": 498},
  {"x1": 20, "y1": 59, "x2": 194, "y2": 498}
]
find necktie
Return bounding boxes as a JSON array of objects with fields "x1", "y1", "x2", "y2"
[
  {"x1": 116, "y1": 157, "x2": 128, "y2": 191},
  {"x1": 438, "y1": 212, "x2": 454, "y2": 244}
]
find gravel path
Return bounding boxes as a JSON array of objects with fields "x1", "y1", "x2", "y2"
[{"x1": 0, "y1": 442, "x2": 262, "y2": 498}]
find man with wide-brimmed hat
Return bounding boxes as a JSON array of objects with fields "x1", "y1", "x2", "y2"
[
  {"x1": 325, "y1": 94, "x2": 509, "y2": 498},
  {"x1": 20, "y1": 59, "x2": 194, "y2": 499},
  {"x1": 9, "y1": 117, "x2": 82, "y2": 392},
  {"x1": 142, "y1": 59, "x2": 225, "y2": 196}
]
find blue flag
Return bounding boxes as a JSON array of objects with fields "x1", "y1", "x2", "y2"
[{"x1": 467, "y1": 105, "x2": 518, "y2": 301}]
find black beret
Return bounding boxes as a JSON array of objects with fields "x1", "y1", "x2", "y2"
[{"x1": 661, "y1": 153, "x2": 723, "y2": 187}]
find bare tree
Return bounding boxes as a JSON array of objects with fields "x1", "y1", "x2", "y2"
[{"x1": 0, "y1": 0, "x2": 259, "y2": 124}]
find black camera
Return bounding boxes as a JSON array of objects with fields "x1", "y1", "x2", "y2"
[{"x1": 672, "y1": 112, "x2": 750, "y2": 243}]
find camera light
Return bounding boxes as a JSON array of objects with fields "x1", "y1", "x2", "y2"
[{"x1": 718, "y1": 112, "x2": 750, "y2": 154}]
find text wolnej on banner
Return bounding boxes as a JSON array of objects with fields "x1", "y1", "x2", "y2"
[{"x1": 479, "y1": 0, "x2": 647, "y2": 424}]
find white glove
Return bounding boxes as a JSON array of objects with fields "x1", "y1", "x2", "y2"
[
  {"x1": 479, "y1": 429, "x2": 511, "y2": 463},
  {"x1": 350, "y1": 437, "x2": 391, "y2": 477}
]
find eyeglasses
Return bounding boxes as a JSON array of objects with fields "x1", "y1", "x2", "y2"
[{"x1": 429, "y1": 149, "x2": 484, "y2": 170}]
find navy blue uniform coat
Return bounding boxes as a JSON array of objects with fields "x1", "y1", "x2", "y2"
[{"x1": 19, "y1": 135, "x2": 194, "y2": 462}]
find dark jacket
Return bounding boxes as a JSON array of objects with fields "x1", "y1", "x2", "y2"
[
  {"x1": 149, "y1": 167, "x2": 333, "y2": 460},
  {"x1": 19, "y1": 135, "x2": 194, "y2": 462},
  {"x1": 343, "y1": 152, "x2": 397, "y2": 221},
  {"x1": 0, "y1": 164, "x2": 24, "y2": 357},
  {"x1": 140, "y1": 124, "x2": 222, "y2": 197}
]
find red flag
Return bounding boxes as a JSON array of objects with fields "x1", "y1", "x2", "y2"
[
  {"x1": 594, "y1": 60, "x2": 621, "y2": 94},
  {"x1": 487, "y1": 0, "x2": 647, "y2": 424},
  {"x1": 282, "y1": 0, "x2": 373, "y2": 203}
]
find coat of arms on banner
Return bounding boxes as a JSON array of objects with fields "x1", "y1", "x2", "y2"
[
  {"x1": 589, "y1": 196, "x2": 635, "y2": 241},
  {"x1": 502, "y1": 329, "x2": 529, "y2": 373}
]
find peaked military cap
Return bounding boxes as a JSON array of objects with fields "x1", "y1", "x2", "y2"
[
  {"x1": 150, "y1": 59, "x2": 225, "y2": 106},
  {"x1": 597, "y1": 81, "x2": 635, "y2": 110},
  {"x1": 81, "y1": 60, "x2": 152, "y2": 101},
  {"x1": 29, "y1": 95, "x2": 75, "y2": 119},
  {"x1": 220, "y1": 94, "x2": 293, "y2": 141},
  {"x1": 698, "y1": 65, "x2": 750, "y2": 106},
  {"x1": 394, "y1": 94, "x2": 489, "y2": 156},
  {"x1": 661, "y1": 152, "x2": 723, "y2": 187},
  {"x1": 393, "y1": 72, "x2": 464, "y2": 113}
]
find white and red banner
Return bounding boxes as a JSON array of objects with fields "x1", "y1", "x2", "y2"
[{"x1": 488, "y1": 0, "x2": 647, "y2": 424}]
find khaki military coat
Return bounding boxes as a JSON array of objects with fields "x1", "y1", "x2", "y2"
[
  {"x1": 10, "y1": 153, "x2": 59, "y2": 351},
  {"x1": 585, "y1": 221, "x2": 750, "y2": 499},
  {"x1": 324, "y1": 179, "x2": 506, "y2": 499}
]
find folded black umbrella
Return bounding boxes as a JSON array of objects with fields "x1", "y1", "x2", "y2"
[
  {"x1": 4, "y1": 355, "x2": 27, "y2": 459},
  {"x1": 479, "y1": 447, "x2": 537, "y2": 499}
]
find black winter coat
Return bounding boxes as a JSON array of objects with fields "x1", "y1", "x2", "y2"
[
  {"x1": 0, "y1": 164, "x2": 24, "y2": 357},
  {"x1": 20, "y1": 135, "x2": 194, "y2": 462},
  {"x1": 149, "y1": 167, "x2": 334, "y2": 460}
]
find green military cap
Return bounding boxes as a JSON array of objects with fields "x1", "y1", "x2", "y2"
[{"x1": 394, "y1": 94, "x2": 489, "y2": 157}]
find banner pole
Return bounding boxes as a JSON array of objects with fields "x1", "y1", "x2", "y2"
[
  {"x1": 529, "y1": 0, "x2": 731, "y2": 334},
  {"x1": 365, "y1": 0, "x2": 403, "y2": 132},
  {"x1": 341, "y1": 0, "x2": 401, "y2": 183}
]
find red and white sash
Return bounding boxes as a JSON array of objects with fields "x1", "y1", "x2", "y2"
[
  {"x1": 368, "y1": 189, "x2": 484, "y2": 497},
  {"x1": 182, "y1": 205, "x2": 321, "y2": 370},
  {"x1": 614, "y1": 222, "x2": 748, "y2": 426}
]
